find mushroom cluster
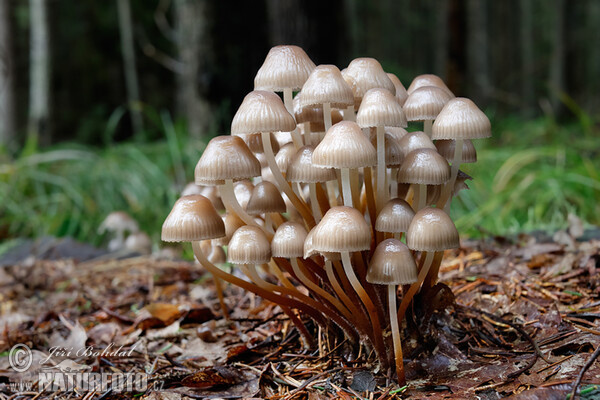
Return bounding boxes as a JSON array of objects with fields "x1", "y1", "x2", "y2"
[{"x1": 161, "y1": 45, "x2": 491, "y2": 385}]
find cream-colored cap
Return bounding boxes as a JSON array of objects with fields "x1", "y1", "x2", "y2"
[
  {"x1": 387, "y1": 73, "x2": 409, "y2": 106},
  {"x1": 231, "y1": 91, "x2": 296, "y2": 135},
  {"x1": 397, "y1": 148, "x2": 450, "y2": 185},
  {"x1": 407, "y1": 74, "x2": 453, "y2": 97},
  {"x1": 194, "y1": 136, "x2": 261, "y2": 184},
  {"x1": 369, "y1": 130, "x2": 404, "y2": 167},
  {"x1": 228, "y1": 225, "x2": 272, "y2": 265},
  {"x1": 246, "y1": 181, "x2": 286, "y2": 215},
  {"x1": 161, "y1": 195, "x2": 225, "y2": 242},
  {"x1": 299, "y1": 65, "x2": 354, "y2": 109},
  {"x1": 234, "y1": 180, "x2": 253, "y2": 209},
  {"x1": 310, "y1": 206, "x2": 371, "y2": 252},
  {"x1": 254, "y1": 45, "x2": 316, "y2": 91},
  {"x1": 213, "y1": 213, "x2": 245, "y2": 246},
  {"x1": 435, "y1": 139, "x2": 477, "y2": 163},
  {"x1": 272, "y1": 221, "x2": 308, "y2": 258},
  {"x1": 432, "y1": 97, "x2": 491, "y2": 140},
  {"x1": 312, "y1": 121, "x2": 377, "y2": 169},
  {"x1": 343, "y1": 58, "x2": 396, "y2": 109},
  {"x1": 275, "y1": 142, "x2": 297, "y2": 173},
  {"x1": 375, "y1": 198, "x2": 415, "y2": 233},
  {"x1": 287, "y1": 145, "x2": 337, "y2": 183},
  {"x1": 406, "y1": 207, "x2": 459, "y2": 251},
  {"x1": 357, "y1": 88, "x2": 407, "y2": 128},
  {"x1": 398, "y1": 131, "x2": 436, "y2": 158},
  {"x1": 366, "y1": 239, "x2": 417, "y2": 285},
  {"x1": 403, "y1": 86, "x2": 454, "y2": 121},
  {"x1": 239, "y1": 132, "x2": 280, "y2": 154}
]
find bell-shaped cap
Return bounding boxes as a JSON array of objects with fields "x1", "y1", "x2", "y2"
[
  {"x1": 432, "y1": 98, "x2": 491, "y2": 140},
  {"x1": 254, "y1": 45, "x2": 316, "y2": 91},
  {"x1": 272, "y1": 221, "x2": 308, "y2": 258},
  {"x1": 182, "y1": 184, "x2": 224, "y2": 211},
  {"x1": 398, "y1": 131, "x2": 436, "y2": 158},
  {"x1": 310, "y1": 206, "x2": 371, "y2": 252},
  {"x1": 275, "y1": 142, "x2": 297, "y2": 173},
  {"x1": 246, "y1": 181, "x2": 286, "y2": 215},
  {"x1": 387, "y1": 73, "x2": 409, "y2": 106},
  {"x1": 300, "y1": 65, "x2": 354, "y2": 109},
  {"x1": 403, "y1": 86, "x2": 454, "y2": 121},
  {"x1": 234, "y1": 180, "x2": 253, "y2": 209},
  {"x1": 375, "y1": 198, "x2": 415, "y2": 233},
  {"x1": 213, "y1": 213, "x2": 245, "y2": 246},
  {"x1": 231, "y1": 91, "x2": 296, "y2": 135},
  {"x1": 162, "y1": 195, "x2": 225, "y2": 242},
  {"x1": 406, "y1": 207, "x2": 459, "y2": 251},
  {"x1": 239, "y1": 132, "x2": 280, "y2": 155},
  {"x1": 385, "y1": 126, "x2": 408, "y2": 141},
  {"x1": 435, "y1": 139, "x2": 477, "y2": 163},
  {"x1": 366, "y1": 239, "x2": 417, "y2": 285},
  {"x1": 287, "y1": 145, "x2": 337, "y2": 183},
  {"x1": 407, "y1": 74, "x2": 453, "y2": 97},
  {"x1": 369, "y1": 130, "x2": 404, "y2": 167},
  {"x1": 294, "y1": 94, "x2": 323, "y2": 124},
  {"x1": 343, "y1": 58, "x2": 396, "y2": 109},
  {"x1": 195, "y1": 136, "x2": 261, "y2": 184},
  {"x1": 228, "y1": 226, "x2": 272, "y2": 265},
  {"x1": 357, "y1": 88, "x2": 407, "y2": 128},
  {"x1": 397, "y1": 148, "x2": 450, "y2": 185},
  {"x1": 312, "y1": 121, "x2": 377, "y2": 169},
  {"x1": 207, "y1": 244, "x2": 227, "y2": 265}
]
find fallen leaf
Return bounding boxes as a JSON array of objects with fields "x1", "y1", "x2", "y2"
[{"x1": 181, "y1": 367, "x2": 237, "y2": 388}]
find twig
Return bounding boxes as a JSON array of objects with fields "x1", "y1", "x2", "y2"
[{"x1": 569, "y1": 344, "x2": 600, "y2": 399}]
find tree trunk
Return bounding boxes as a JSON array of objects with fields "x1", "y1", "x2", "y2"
[
  {"x1": 466, "y1": 0, "x2": 490, "y2": 107},
  {"x1": 117, "y1": 0, "x2": 144, "y2": 135},
  {"x1": 0, "y1": 0, "x2": 16, "y2": 148},
  {"x1": 175, "y1": 0, "x2": 212, "y2": 140},
  {"x1": 433, "y1": 0, "x2": 450, "y2": 79},
  {"x1": 519, "y1": 0, "x2": 535, "y2": 117},
  {"x1": 549, "y1": 0, "x2": 565, "y2": 113},
  {"x1": 28, "y1": 0, "x2": 51, "y2": 146},
  {"x1": 586, "y1": 0, "x2": 600, "y2": 112}
]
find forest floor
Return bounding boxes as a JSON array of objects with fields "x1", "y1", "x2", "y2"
[{"x1": 1, "y1": 230, "x2": 600, "y2": 399}]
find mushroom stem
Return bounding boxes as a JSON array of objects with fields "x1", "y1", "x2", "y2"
[
  {"x1": 308, "y1": 182, "x2": 322, "y2": 222},
  {"x1": 390, "y1": 168, "x2": 398, "y2": 198},
  {"x1": 268, "y1": 261, "x2": 296, "y2": 290},
  {"x1": 438, "y1": 139, "x2": 463, "y2": 211},
  {"x1": 424, "y1": 119, "x2": 433, "y2": 137},
  {"x1": 220, "y1": 179, "x2": 266, "y2": 232},
  {"x1": 264, "y1": 213, "x2": 274, "y2": 233},
  {"x1": 341, "y1": 251, "x2": 388, "y2": 371},
  {"x1": 350, "y1": 168, "x2": 361, "y2": 208},
  {"x1": 213, "y1": 274, "x2": 229, "y2": 319},
  {"x1": 423, "y1": 249, "x2": 445, "y2": 291},
  {"x1": 389, "y1": 284, "x2": 406, "y2": 385},
  {"x1": 193, "y1": 242, "x2": 314, "y2": 345},
  {"x1": 376, "y1": 125, "x2": 387, "y2": 212},
  {"x1": 323, "y1": 102, "x2": 333, "y2": 132},
  {"x1": 261, "y1": 131, "x2": 316, "y2": 228},
  {"x1": 341, "y1": 168, "x2": 353, "y2": 207},
  {"x1": 326, "y1": 180, "x2": 338, "y2": 206},
  {"x1": 283, "y1": 88, "x2": 303, "y2": 148},
  {"x1": 343, "y1": 105, "x2": 355, "y2": 121},
  {"x1": 363, "y1": 167, "x2": 377, "y2": 234},
  {"x1": 397, "y1": 251, "x2": 437, "y2": 322},
  {"x1": 417, "y1": 184, "x2": 427, "y2": 210}
]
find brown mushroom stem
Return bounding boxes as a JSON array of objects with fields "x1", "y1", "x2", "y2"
[
  {"x1": 193, "y1": 242, "x2": 313, "y2": 345},
  {"x1": 268, "y1": 260, "x2": 296, "y2": 290},
  {"x1": 323, "y1": 102, "x2": 333, "y2": 132},
  {"x1": 261, "y1": 131, "x2": 316, "y2": 228},
  {"x1": 397, "y1": 251, "x2": 437, "y2": 322},
  {"x1": 264, "y1": 213, "x2": 274, "y2": 233},
  {"x1": 389, "y1": 284, "x2": 406, "y2": 385},
  {"x1": 363, "y1": 167, "x2": 378, "y2": 234},
  {"x1": 308, "y1": 182, "x2": 322, "y2": 222},
  {"x1": 376, "y1": 125, "x2": 387, "y2": 212},
  {"x1": 220, "y1": 179, "x2": 267, "y2": 233},
  {"x1": 326, "y1": 180, "x2": 338, "y2": 206},
  {"x1": 315, "y1": 182, "x2": 331, "y2": 215},
  {"x1": 424, "y1": 119, "x2": 433, "y2": 137},
  {"x1": 341, "y1": 251, "x2": 388, "y2": 371},
  {"x1": 213, "y1": 274, "x2": 230, "y2": 319},
  {"x1": 417, "y1": 184, "x2": 427, "y2": 210},
  {"x1": 341, "y1": 168, "x2": 353, "y2": 207},
  {"x1": 390, "y1": 168, "x2": 398, "y2": 198},
  {"x1": 438, "y1": 139, "x2": 464, "y2": 211},
  {"x1": 283, "y1": 88, "x2": 303, "y2": 148},
  {"x1": 350, "y1": 168, "x2": 361, "y2": 208},
  {"x1": 245, "y1": 263, "x2": 358, "y2": 342},
  {"x1": 423, "y1": 249, "x2": 445, "y2": 290}
]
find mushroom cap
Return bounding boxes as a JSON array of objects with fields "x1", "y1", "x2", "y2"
[
  {"x1": 161, "y1": 195, "x2": 225, "y2": 242},
  {"x1": 398, "y1": 131, "x2": 436, "y2": 158},
  {"x1": 397, "y1": 148, "x2": 450, "y2": 185},
  {"x1": 432, "y1": 97, "x2": 492, "y2": 140},
  {"x1": 207, "y1": 245, "x2": 227, "y2": 265},
  {"x1": 366, "y1": 239, "x2": 417, "y2": 285},
  {"x1": 238, "y1": 132, "x2": 281, "y2": 154},
  {"x1": 234, "y1": 180, "x2": 254, "y2": 209},
  {"x1": 181, "y1": 182, "x2": 203, "y2": 197},
  {"x1": 254, "y1": 45, "x2": 316, "y2": 91},
  {"x1": 299, "y1": 65, "x2": 354, "y2": 108},
  {"x1": 407, "y1": 74, "x2": 454, "y2": 97},
  {"x1": 294, "y1": 94, "x2": 323, "y2": 124},
  {"x1": 312, "y1": 121, "x2": 377, "y2": 169},
  {"x1": 310, "y1": 206, "x2": 371, "y2": 252},
  {"x1": 213, "y1": 213, "x2": 245, "y2": 246},
  {"x1": 272, "y1": 221, "x2": 308, "y2": 258},
  {"x1": 385, "y1": 126, "x2": 408, "y2": 141},
  {"x1": 375, "y1": 198, "x2": 415, "y2": 233},
  {"x1": 406, "y1": 207, "x2": 459, "y2": 251},
  {"x1": 369, "y1": 129, "x2": 404, "y2": 167},
  {"x1": 342, "y1": 58, "x2": 396, "y2": 109},
  {"x1": 287, "y1": 145, "x2": 337, "y2": 183},
  {"x1": 275, "y1": 142, "x2": 297, "y2": 173},
  {"x1": 227, "y1": 225, "x2": 272, "y2": 265},
  {"x1": 357, "y1": 88, "x2": 407, "y2": 128},
  {"x1": 435, "y1": 139, "x2": 477, "y2": 163},
  {"x1": 99, "y1": 211, "x2": 139, "y2": 234},
  {"x1": 246, "y1": 181, "x2": 286, "y2": 215},
  {"x1": 231, "y1": 91, "x2": 296, "y2": 135},
  {"x1": 124, "y1": 232, "x2": 152, "y2": 255},
  {"x1": 387, "y1": 73, "x2": 409, "y2": 106},
  {"x1": 195, "y1": 136, "x2": 261, "y2": 184},
  {"x1": 403, "y1": 86, "x2": 454, "y2": 121}
]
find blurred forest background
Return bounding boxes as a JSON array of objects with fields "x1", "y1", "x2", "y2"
[{"x1": 1, "y1": 0, "x2": 599, "y2": 248}]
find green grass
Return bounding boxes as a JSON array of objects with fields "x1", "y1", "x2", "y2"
[{"x1": 0, "y1": 113, "x2": 598, "y2": 248}]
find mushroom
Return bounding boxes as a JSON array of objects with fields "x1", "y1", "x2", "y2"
[
  {"x1": 403, "y1": 86, "x2": 454, "y2": 136},
  {"x1": 98, "y1": 211, "x2": 139, "y2": 251},
  {"x1": 397, "y1": 148, "x2": 450, "y2": 210}
]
